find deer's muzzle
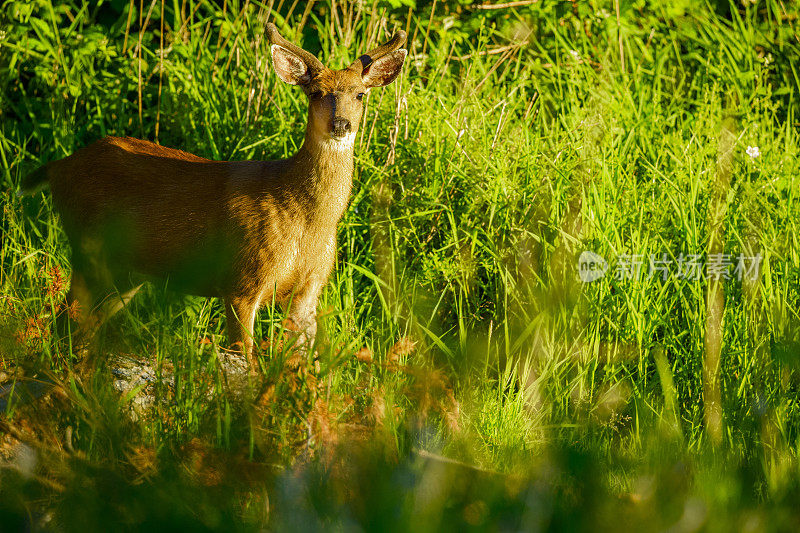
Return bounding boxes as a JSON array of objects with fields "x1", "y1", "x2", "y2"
[{"x1": 331, "y1": 117, "x2": 351, "y2": 138}]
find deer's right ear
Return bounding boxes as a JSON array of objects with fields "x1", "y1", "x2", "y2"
[
  {"x1": 361, "y1": 49, "x2": 407, "y2": 88},
  {"x1": 271, "y1": 45, "x2": 312, "y2": 85}
]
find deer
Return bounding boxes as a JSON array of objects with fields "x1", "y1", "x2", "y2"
[{"x1": 18, "y1": 23, "x2": 408, "y2": 372}]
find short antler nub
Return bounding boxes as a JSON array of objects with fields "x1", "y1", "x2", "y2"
[
  {"x1": 266, "y1": 23, "x2": 326, "y2": 76},
  {"x1": 351, "y1": 30, "x2": 408, "y2": 72}
]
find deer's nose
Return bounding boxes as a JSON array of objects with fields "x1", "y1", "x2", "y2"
[{"x1": 331, "y1": 117, "x2": 351, "y2": 137}]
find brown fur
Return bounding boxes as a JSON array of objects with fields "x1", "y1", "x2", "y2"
[{"x1": 28, "y1": 28, "x2": 407, "y2": 369}]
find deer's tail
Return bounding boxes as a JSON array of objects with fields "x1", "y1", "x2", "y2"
[{"x1": 17, "y1": 164, "x2": 50, "y2": 197}]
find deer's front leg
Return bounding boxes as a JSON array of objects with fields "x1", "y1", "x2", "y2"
[
  {"x1": 284, "y1": 278, "x2": 324, "y2": 350},
  {"x1": 224, "y1": 295, "x2": 260, "y2": 372}
]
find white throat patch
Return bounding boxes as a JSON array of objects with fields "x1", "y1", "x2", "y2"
[{"x1": 311, "y1": 130, "x2": 356, "y2": 152}]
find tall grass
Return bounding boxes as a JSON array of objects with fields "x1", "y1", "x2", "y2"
[{"x1": 1, "y1": 0, "x2": 800, "y2": 529}]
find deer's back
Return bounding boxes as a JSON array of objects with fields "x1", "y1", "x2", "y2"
[{"x1": 49, "y1": 137, "x2": 227, "y2": 224}]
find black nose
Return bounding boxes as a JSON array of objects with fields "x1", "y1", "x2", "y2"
[{"x1": 332, "y1": 117, "x2": 351, "y2": 136}]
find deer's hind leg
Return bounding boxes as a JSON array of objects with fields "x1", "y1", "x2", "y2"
[{"x1": 61, "y1": 236, "x2": 141, "y2": 348}]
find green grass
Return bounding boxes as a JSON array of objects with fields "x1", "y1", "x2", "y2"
[{"x1": 1, "y1": 0, "x2": 800, "y2": 530}]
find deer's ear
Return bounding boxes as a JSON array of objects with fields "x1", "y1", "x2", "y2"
[
  {"x1": 271, "y1": 44, "x2": 312, "y2": 85},
  {"x1": 362, "y1": 49, "x2": 407, "y2": 88}
]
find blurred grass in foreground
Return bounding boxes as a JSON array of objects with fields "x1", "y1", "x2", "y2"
[{"x1": 1, "y1": 0, "x2": 800, "y2": 530}]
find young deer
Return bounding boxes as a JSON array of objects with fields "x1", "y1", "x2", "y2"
[{"x1": 19, "y1": 24, "x2": 407, "y2": 369}]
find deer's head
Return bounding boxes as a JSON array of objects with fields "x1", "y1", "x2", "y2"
[{"x1": 267, "y1": 24, "x2": 407, "y2": 149}]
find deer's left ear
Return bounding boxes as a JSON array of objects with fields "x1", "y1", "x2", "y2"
[
  {"x1": 362, "y1": 49, "x2": 407, "y2": 88},
  {"x1": 271, "y1": 44, "x2": 312, "y2": 85}
]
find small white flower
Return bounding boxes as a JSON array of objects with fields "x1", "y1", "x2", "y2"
[
  {"x1": 569, "y1": 49, "x2": 581, "y2": 62},
  {"x1": 746, "y1": 146, "x2": 761, "y2": 159}
]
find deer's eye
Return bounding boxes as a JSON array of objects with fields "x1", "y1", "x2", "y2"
[
  {"x1": 356, "y1": 92, "x2": 365, "y2": 101},
  {"x1": 309, "y1": 91, "x2": 323, "y2": 99}
]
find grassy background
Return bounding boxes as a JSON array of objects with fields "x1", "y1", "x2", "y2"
[{"x1": 1, "y1": 0, "x2": 800, "y2": 529}]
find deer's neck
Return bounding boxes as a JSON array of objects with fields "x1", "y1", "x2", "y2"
[{"x1": 293, "y1": 131, "x2": 355, "y2": 225}]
